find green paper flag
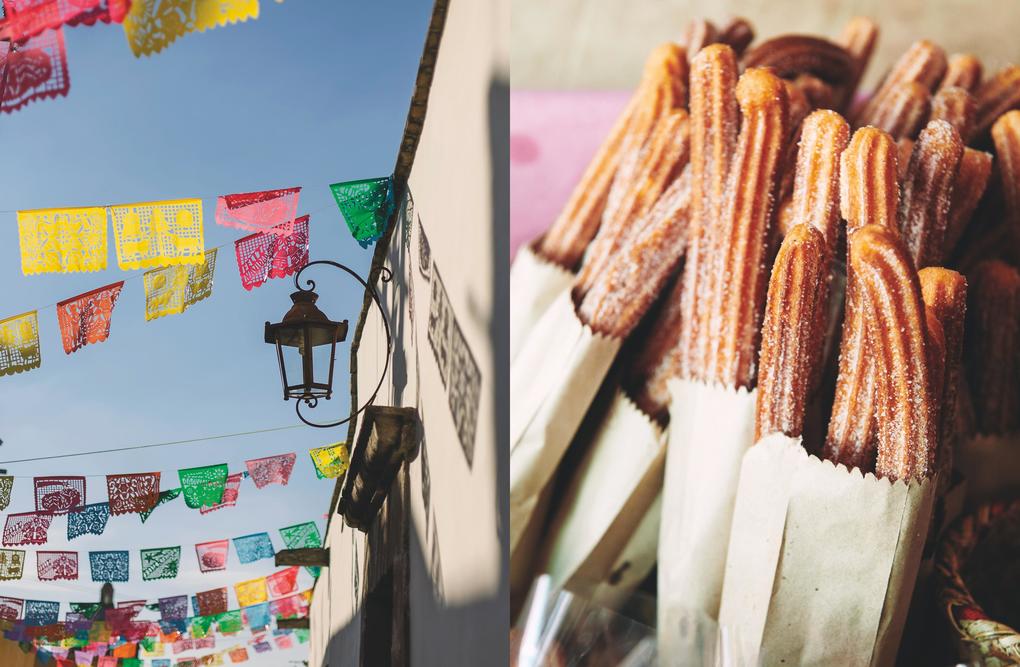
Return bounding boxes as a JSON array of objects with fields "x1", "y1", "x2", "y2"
[
  {"x1": 178, "y1": 465, "x2": 228, "y2": 509},
  {"x1": 217, "y1": 609, "x2": 243, "y2": 634},
  {"x1": 140, "y1": 488, "x2": 182, "y2": 523},
  {"x1": 279, "y1": 521, "x2": 321, "y2": 549},
  {"x1": 69, "y1": 602, "x2": 101, "y2": 618},
  {"x1": 329, "y1": 176, "x2": 394, "y2": 247},
  {"x1": 295, "y1": 628, "x2": 310, "y2": 644},
  {"x1": 140, "y1": 546, "x2": 181, "y2": 581},
  {"x1": 140, "y1": 636, "x2": 157, "y2": 652},
  {"x1": 122, "y1": 659, "x2": 142, "y2": 667},
  {"x1": 191, "y1": 615, "x2": 214, "y2": 638}
]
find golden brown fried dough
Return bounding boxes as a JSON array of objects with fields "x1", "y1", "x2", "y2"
[
  {"x1": 966, "y1": 260, "x2": 1020, "y2": 434},
  {"x1": 840, "y1": 127, "x2": 900, "y2": 234}
]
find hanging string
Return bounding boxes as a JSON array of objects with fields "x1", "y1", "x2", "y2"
[{"x1": 0, "y1": 423, "x2": 307, "y2": 468}]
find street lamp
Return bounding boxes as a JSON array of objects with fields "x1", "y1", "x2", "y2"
[{"x1": 265, "y1": 260, "x2": 392, "y2": 428}]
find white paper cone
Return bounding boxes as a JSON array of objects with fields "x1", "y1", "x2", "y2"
[
  {"x1": 586, "y1": 491, "x2": 662, "y2": 610},
  {"x1": 719, "y1": 434, "x2": 937, "y2": 666},
  {"x1": 657, "y1": 379, "x2": 756, "y2": 647},
  {"x1": 510, "y1": 243, "x2": 575, "y2": 364},
  {"x1": 955, "y1": 432, "x2": 1020, "y2": 501},
  {"x1": 538, "y1": 391, "x2": 666, "y2": 602},
  {"x1": 510, "y1": 291, "x2": 621, "y2": 554}
]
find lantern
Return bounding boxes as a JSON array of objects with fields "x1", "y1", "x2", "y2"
[{"x1": 264, "y1": 290, "x2": 348, "y2": 403}]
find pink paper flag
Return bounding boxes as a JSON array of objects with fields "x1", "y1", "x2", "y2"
[
  {"x1": 37, "y1": 550, "x2": 78, "y2": 580},
  {"x1": 245, "y1": 453, "x2": 296, "y2": 489},
  {"x1": 215, "y1": 187, "x2": 301, "y2": 235},
  {"x1": 265, "y1": 567, "x2": 299, "y2": 598},
  {"x1": 234, "y1": 216, "x2": 309, "y2": 290},
  {"x1": 0, "y1": 29, "x2": 70, "y2": 114},
  {"x1": 195, "y1": 540, "x2": 229, "y2": 573}
]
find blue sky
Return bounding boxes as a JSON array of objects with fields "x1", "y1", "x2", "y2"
[{"x1": 0, "y1": 0, "x2": 432, "y2": 662}]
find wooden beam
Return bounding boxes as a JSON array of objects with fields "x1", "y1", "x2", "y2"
[
  {"x1": 276, "y1": 618, "x2": 310, "y2": 630},
  {"x1": 275, "y1": 548, "x2": 329, "y2": 567}
]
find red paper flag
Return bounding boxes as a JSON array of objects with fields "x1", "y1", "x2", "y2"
[
  {"x1": 34, "y1": 476, "x2": 85, "y2": 514},
  {"x1": 106, "y1": 472, "x2": 160, "y2": 515},
  {"x1": 0, "y1": 0, "x2": 130, "y2": 42},
  {"x1": 245, "y1": 453, "x2": 296, "y2": 489},
  {"x1": 0, "y1": 29, "x2": 69, "y2": 114},
  {"x1": 234, "y1": 216, "x2": 309, "y2": 290},
  {"x1": 2, "y1": 512, "x2": 50, "y2": 545},
  {"x1": 37, "y1": 550, "x2": 77, "y2": 580},
  {"x1": 56, "y1": 282, "x2": 124, "y2": 354},
  {"x1": 0, "y1": 596, "x2": 23, "y2": 620},
  {"x1": 265, "y1": 567, "x2": 299, "y2": 598}
]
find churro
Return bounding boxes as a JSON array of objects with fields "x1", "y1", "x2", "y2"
[
  {"x1": 680, "y1": 19, "x2": 719, "y2": 62},
  {"x1": 836, "y1": 16, "x2": 879, "y2": 111},
  {"x1": 855, "y1": 40, "x2": 947, "y2": 126},
  {"x1": 898, "y1": 120, "x2": 964, "y2": 268},
  {"x1": 945, "y1": 148, "x2": 993, "y2": 256},
  {"x1": 864, "y1": 81, "x2": 932, "y2": 140},
  {"x1": 992, "y1": 110, "x2": 1020, "y2": 251},
  {"x1": 743, "y1": 35, "x2": 853, "y2": 84},
  {"x1": 973, "y1": 65, "x2": 1020, "y2": 139},
  {"x1": 966, "y1": 260, "x2": 1020, "y2": 434},
  {"x1": 675, "y1": 44, "x2": 739, "y2": 382},
  {"x1": 919, "y1": 267, "x2": 967, "y2": 447},
  {"x1": 939, "y1": 53, "x2": 983, "y2": 93},
  {"x1": 851, "y1": 225, "x2": 937, "y2": 481},
  {"x1": 789, "y1": 110, "x2": 851, "y2": 250},
  {"x1": 718, "y1": 17, "x2": 755, "y2": 56},
  {"x1": 930, "y1": 86, "x2": 976, "y2": 142},
  {"x1": 840, "y1": 127, "x2": 900, "y2": 234},
  {"x1": 707, "y1": 67, "x2": 790, "y2": 388},
  {"x1": 755, "y1": 224, "x2": 830, "y2": 440}
]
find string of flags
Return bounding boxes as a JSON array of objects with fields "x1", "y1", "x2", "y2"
[{"x1": 2, "y1": 177, "x2": 396, "y2": 377}]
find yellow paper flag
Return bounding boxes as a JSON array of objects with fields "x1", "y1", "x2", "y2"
[
  {"x1": 0, "y1": 312, "x2": 41, "y2": 376},
  {"x1": 144, "y1": 248, "x2": 218, "y2": 321},
  {"x1": 110, "y1": 199, "x2": 204, "y2": 270},
  {"x1": 17, "y1": 207, "x2": 107, "y2": 275},
  {"x1": 125, "y1": 0, "x2": 259, "y2": 57},
  {"x1": 234, "y1": 576, "x2": 268, "y2": 607}
]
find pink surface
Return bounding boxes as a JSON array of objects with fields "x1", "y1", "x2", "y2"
[{"x1": 510, "y1": 89, "x2": 631, "y2": 261}]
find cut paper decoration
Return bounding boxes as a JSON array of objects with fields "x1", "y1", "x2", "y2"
[
  {"x1": 216, "y1": 187, "x2": 301, "y2": 235},
  {"x1": 143, "y1": 247, "x2": 217, "y2": 321},
  {"x1": 234, "y1": 577, "x2": 267, "y2": 607},
  {"x1": 269, "y1": 593, "x2": 307, "y2": 619},
  {"x1": 234, "y1": 215, "x2": 309, "y2": 291},
  {"x1": 67, "y1": 502, "x2": 110, "y2": 540},
  {"x1": 25, "y1": 599, "x2": 60, "y2": 626},
  {"x1": 233, "y1": 532, "x2": 274, "y2": 564},
  {"x1": 0, "y1": 29, "x2": 69, "y2": 114},
  {"x1": 199, "y1": 472, "x2": 242, "y2": 515},
  {"x1": 0, "y1": 596, "x2": 23, "y2": 620},
  {"x1": 265, "y1": 567, "x2": 299, "y2": 598},
  {"x1": 308, "y1": 442, "x2": 350, "y2": 479},
  {"x1": 89, "y1": 550, "x2": 129, "y2": 582},
  {"x1": 0, "y1": 476, "x2": 12, "y2": 510},
  {"x1": 245, "y1": 453, "x2": 296, "y2": 489},
  {"x1": 275, "y1": 634, "x2": 293, "y2": 650},
  {"x1": 152, "y1": 661, "x2": 171, "y2": 667},
  {"x1": 16, "y1": 207, "x2": 107, "y2": 275},
  {"x1": 34, "y1": 475, "x2": 86, "y2": 514},
  {"x1": 195, "y1": 588, "x2": 228, "y2": 617},
  {"x1": 0, "y1": 0, "x2": 130, "y2": 42},
  {"x1": 69, "y1": 601, "x2": 101, "y2": 617},
  {"x1": 329, "y1": 176, "x2": 395, "y2": 247},
  {"x1": 242, "y1": 602, "x2": 270, "y2": 630},
  {"x1": 194, "y1": 635, "x2": 215, "y2": 649},
  {"x1": 171, "y1": 638, "x2": 193, "y2": 654},
  {"x1": 195, "y1": 539, "x2": 229, "y2": 572},
  {"x1": 56, "y1": 282, "x2": 124, "y2": 354},
  {"x1": 0, "y1": 549, "x2": 26, "y2": 580},
  {"x1": 158, "y1": 595, "x2": 188, "y2": 621},
  {"x1": 123, "y1": 0, "x2": 258, "y2": 58},
  {"x1": 279, "y1": 521, "x2": 321, "y2": 550},
  {"x1": 228, "y1": 647, "x2": 249, "y2": 662},
  {"x1": 118, "y1": 599, "x2": 146, "y2": 615},
  {"x1": 178, "y1": 463, "x2": 228, "y2": 509},
  {"x1": 190, "y1": 614, "x2": 214, "y2": 638},
  {"x1": 140, "y1": 546, "x2": 180, "y2": 581},
  {"x1": 253, "y1": 641, "x2": 271, "y2": 654},
  {"x1": 0, "y1": 311, "x2": 41, "y2": 376},
  {"x1": 216, "y1": 609, "x2": 242, "y2": 634},
  {"x1": 140, "y1": 487, "x2": 181, "y2": 523},
  {"x1": 37, "y1": 550, "x2": 78, "y2": 581},
  {"x1": 3, "y1": 512, "x2": 51, "y2": 545},
  {"x1": 98, "y1": 655, "x2": 117, "y2": 666},
  {"x1": 106, "y1": 472, "x2": 160, "y2": 515},
  {"x1": 110, "y1": 198, "x2": 204, "y2": 269}
]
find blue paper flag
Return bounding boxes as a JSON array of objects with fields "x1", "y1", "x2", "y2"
[
  {"x1": 24, "y1": 600, "x2": 59, "y2": 626},
  {"x1": 243, "y1": 602, "x2": 271, "y2": 630},
  {"x1": 89, "y1": 550, "x2": 129, "y2": 582},
  {"x1": 233, "y1": 532, "x2": 276, "y2": 564},
  {"x1": 67, "y1": 502, "x2": 110, "y2": 540}
]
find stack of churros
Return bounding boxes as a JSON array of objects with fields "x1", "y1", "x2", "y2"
[{"x1": 511, "y1": 13, "x2": 1020, "y2": 662}]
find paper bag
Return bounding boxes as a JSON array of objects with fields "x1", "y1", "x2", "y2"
[
  {"x1": 510, "y1": 242, "x2": 574, "y2": 363},
  {"x1": 538, "y1": 390, "x2": 666, "y2": 604},
  {"x1": 658, "y1": 378, "x2": 756, "y2": 650},
  {"x1": 510, "y1": 291, "x2": 621, "y2": 556},
  {"x1": 719, "y1": 434, "x2": 937, "y2": 666}
]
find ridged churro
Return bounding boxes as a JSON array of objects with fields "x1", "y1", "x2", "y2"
[
  {"x1": 864, "y1": 81, "x2": 932, "y2": 140},
  {"x1": 924, "y1": 306, "x2": 948, "y2": 442},
  {"x1": 575, "y1": 110, "x2": 691, "y2": 297},
  {"x1": 854, "y1": 40, "x2": 946, "y2": 128},
  {"x1": 966, "y1": 260, "x2": 1020, "y2": 434},
  {"x1": 539, "y1": 44, "x2": 688, "y2": 268},
  {"x1": 755, "y1": 224, "x2": 830, "y2": 440},
  {"x1": 992, "y1": 110, "x2": 1020, "y2": 251},
  {"x1": 743, "y1": 35, "x2": 853, "y2": 84},
  {"x1": 945, "y1": 148, "x2": 993, "y2": 256},
  {"x1": 681, "y1": 19, "x2": 719, "y2": 62},
  {"x1": 707, "y1": 67, "x2": 789, "y2": 388},
  {"x1": 974, "y1": 65, "x2": 1020, "y2": 139},
  {"x1": 675, "y1": 44, "x2": 739, "y2": 382},
  {"x1": 840, "y1": 127, "x2": 900, "y2": 234},
  {"x1": 851, "y1": 225, "x2": 937, "y2": 481},
  {"x1": 578, "y1": 166, "x2": 693, "y2": 337},
  {"x1": 898, "y1": 120, "x2": 964, "y2": 269},
  {"x1": 789, "y1": 110, "x2": 851, "y2": 250},
  {"x1": 628, "y1": 271, "x2": 687, "y2": 422},
  {"x1": 939, "y1": 53, "x2": 983, "y2": 93},
  {"x1": 919, "y1": 267, "x2": 967, "y2": 448},
  {"x1": 930, "y1": 86, "x2": 976, "y2": 142},
  {"x1": 836, "y1": 16, "x2": 879, "y2": 111}
]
